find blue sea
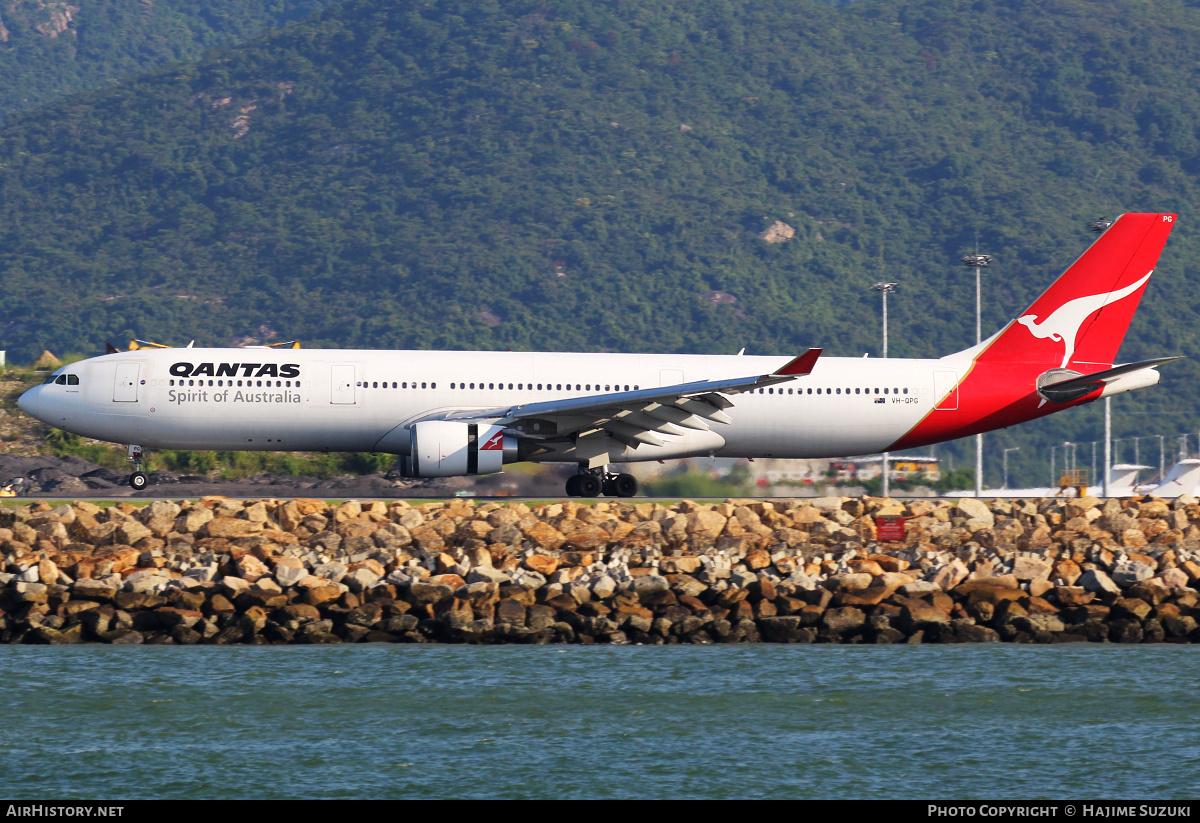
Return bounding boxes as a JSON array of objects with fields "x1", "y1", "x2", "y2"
[{"x1": 3, "y1": 645, "x2": 1197, "y2": 799}]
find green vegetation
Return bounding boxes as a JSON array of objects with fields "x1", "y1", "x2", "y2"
[
  {"x1": 643, "y1": 465, "x2": 756, "y2": 498},
  {"x1": 2, "y1": 0, "x2": 1199, "y2": 487},
  {"x1": 0, "y1": 0, "x2": 336, "y2": 122}
]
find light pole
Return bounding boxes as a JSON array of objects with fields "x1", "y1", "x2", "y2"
[
  {"x1": 1088, "y1": 218, "x2": 1113, "y2": 496},
  {"x1": 1157, "y1": 435, "x2": 1165, "y2": 484},
  {"x1": 1091, "y1": 441, "x2": 1097, "y2": 490},
  {"x1": 870, "y1": 282, "x2": 898, "y2": 358},
  {"x1": 962, "y1": 251, "x2": 993, "y2": 497},
  {"x1": 1003, "y1": 447, "x2": 1020, "y2": 491},
  {"x1": 871, "y1": 282, "x2": 898, "y2": 498}
]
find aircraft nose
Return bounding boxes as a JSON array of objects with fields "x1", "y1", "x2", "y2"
[{"x1": 17, "y1": 385, "x2": 45, "y2": 422}]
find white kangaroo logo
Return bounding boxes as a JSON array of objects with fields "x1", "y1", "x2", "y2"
[{"x1": 1017, "y1": 272, "x2": 1152, "y2": 368}]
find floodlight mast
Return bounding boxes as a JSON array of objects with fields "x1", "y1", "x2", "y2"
[
  {"x1": 870, "y1": 281, "x2": 898, "y2": 497},
  {"x1": 961, "y1": 251, "x2": 993, "y2": 497},
  {"x1": 1087, "y1": 217, "x2": 1114, "y2": 497}
]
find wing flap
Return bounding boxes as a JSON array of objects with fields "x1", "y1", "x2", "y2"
[{"x1": 432, "y1": 347, "x2": 821, "y2": 458}]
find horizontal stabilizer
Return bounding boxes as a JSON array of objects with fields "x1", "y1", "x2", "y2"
[{"x1": 1038, "y1": 357, "x2": 1182, "y2": 403}]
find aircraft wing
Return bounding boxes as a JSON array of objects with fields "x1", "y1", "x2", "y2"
[{"x1": 441, "y1": 349, "x2": 821, "y2": 449}]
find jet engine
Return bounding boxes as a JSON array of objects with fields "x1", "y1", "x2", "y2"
[{"x1": 401, "y1": 421, "x2": 517, "y2": 478}]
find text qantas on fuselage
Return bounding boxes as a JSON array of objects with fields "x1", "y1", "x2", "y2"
[{"x1": 19, "y1": 213, "x2": 1182, "y2": 496}]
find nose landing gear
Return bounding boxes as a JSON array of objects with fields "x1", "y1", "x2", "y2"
[
  {"x1": 127, "y1": 444, "x2": 148, "y2": 491},
  {"x1": 565, "y1": 467, "x2": 638, "y2": 498}
]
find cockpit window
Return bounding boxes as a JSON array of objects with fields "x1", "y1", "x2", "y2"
[
  {"x1": 67, "y1": 374, "x2": 79, "y2": 385},
  {"x1": 54, "y1": 375, "x2": 67, "y2": 385},
  {"x1": 44, "y1": 373, "x2": 59, "y2": 384}
]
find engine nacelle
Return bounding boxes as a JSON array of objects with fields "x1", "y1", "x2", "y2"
[{"x1": 405, "y1": 421, "x2": 515, "y2": 478}]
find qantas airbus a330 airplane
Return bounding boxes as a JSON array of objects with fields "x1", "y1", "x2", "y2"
[{"x1": 18, "y1": 212, "x2": 1181, "y2": 496}]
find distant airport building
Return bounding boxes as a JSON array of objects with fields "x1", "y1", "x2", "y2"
[{"x1": 851, "y1": 455, "x2": 941, "y2": 482}]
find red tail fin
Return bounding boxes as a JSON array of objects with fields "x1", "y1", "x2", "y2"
[{"x1": 977, "y1": 213, "x2": 1176, "y2": 368}]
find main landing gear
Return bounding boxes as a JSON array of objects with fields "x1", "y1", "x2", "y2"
[
  {"x1": 565, "y1": 468, "x2": 638, "y2": 498},
  {"x1": 127, "y1": 444, "x2": 148, "y2": 491}
]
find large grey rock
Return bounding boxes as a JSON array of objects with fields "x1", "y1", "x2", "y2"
[
  {"x1": 274, "y1": 563, "x2": 308, "y2": 588},
  {"x1": 183, "y1": 564, "x2": 218, "y2": 583},
  {"x1": 929, "y1": 559, "x2": 969, "y2": 590},
  {"x1": 899, "y1": 580, "x2": 942, "y2": 596},
  {"x1": 1078, "y1": 569, "x2": 1121, "y2": 595},
  {"x1": 16, "y1": 566, "x2": 39, "y2": 583},
  {"x1": 466, "y1": 566, "x2": 512, "y2": 585},
  {"x1": 1154, "y1": 567, "x2": 1191, "y2": 590},
  {"x1": 1110, "y1": 561, "x2": 1155, "y2": 588},
  {"x1": 954, "y1": 498, "x2": 995, "y2": 531},
  {"x1": 567, "y1": 581, "x2": 592, "y2": 605},
  {"x1": 344, "y1": 567, "x2": 382, "y2": 592},
  {"x1": 1012, "y1": 555, "x2": 1053, "y2": 581},
  {"x1": 72, "y1": 578, "x2": 117, "y2": 600},
  {"x1": 144, "y1": 500, "x2": 182, "y2": 522},
  {"x1": 219, "y1": 576, "x2": 251, "y2": 596},
  {"x1": 809, "y1": 497, "x2": 844, "y2": 512},
  {"x1": 728, "y1": 568, "x2": 758, "y2": 589},
  {"x1": 591, "y1": 574, "x2": 617, "y2": 600},
  {"x1": 311, "y1": 561, "x2": 348, "y2": 582},
  {"x1": 407, "y1": 582, "x2": 454, "y2": 605},
  {"x1": 1014, "y1": 614, "x2": 1066, "y2": 634},
  {"x1": 628, "y1": 574, "x2": 669, "y2": 595},
  {"x1": 821, "y1": 607, "x2": 867, "y2": 635},
  {"x1": 124, "y1": 573, "x2": 171, "y2": 595}
]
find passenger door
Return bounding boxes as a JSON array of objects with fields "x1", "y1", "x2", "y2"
[
  {"x1": 331, "y1": 365, "x2": 356, "y2": 404},
  {"x1": 934, "y1": 370, "x2": 959, "y2": 411},
  {"x1": 114, "y1": 363, "x2": 140, "y2": 402}
]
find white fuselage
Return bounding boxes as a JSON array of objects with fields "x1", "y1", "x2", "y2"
[{"x1": 21, "y1": 347, "x2": 948, "y2": 462}]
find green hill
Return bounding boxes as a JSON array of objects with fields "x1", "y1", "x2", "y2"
[
  {"x1": 2, "y1": 0, "x2": 1199, "y2": 487},
  {"x1": 0, "y1": 0, "x2": 335, "y2": 122}
]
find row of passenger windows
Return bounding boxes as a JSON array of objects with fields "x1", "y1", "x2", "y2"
[
  {"x1": 359, "y1": 382, "x2": 436, "y2": 389},
  {"x1": 356, "y1": 382, "x2": 905, "y2": 395},
  {"x1": 755, "y1": 387, "x2": 911, "y2": 395},
  {"x1": 449, "y1": 382, "x2": 637, "y2": 391},
  {"x1": 61, "y1": 375, "x2": 913, "y2": 396},
  {"x1": 356, "y1": 381, "x2": 641, "y2": 392},
  {"x1": 170, "y1": 379, "x2": 297, "y2": 388}
]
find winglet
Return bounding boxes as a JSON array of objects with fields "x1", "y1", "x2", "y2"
[{"x1": 773, "y1": 348, "x2": 822, "y2": 376}]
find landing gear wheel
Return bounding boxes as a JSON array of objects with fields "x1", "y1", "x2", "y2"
[
  {"x1": 125, "y1": 444, "x2": 148, "y2": 492},
  {"x1": 565, "y1": 475, "x2": 582, "y2": 497},
  {"x1": 612, "y1": 473, "x2": 639, "y2": 498},
  {"x1": 576, "y1": 474, "x2": 603, "y2": 498}
]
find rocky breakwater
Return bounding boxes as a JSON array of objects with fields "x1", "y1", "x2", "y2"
[{"x1": 2, "y1": 494, "x2": 1200, "y2": 645}]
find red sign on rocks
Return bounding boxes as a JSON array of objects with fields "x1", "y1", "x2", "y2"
[{"x1": 875, "y1": 515, "x2": 907, "y2": 542}]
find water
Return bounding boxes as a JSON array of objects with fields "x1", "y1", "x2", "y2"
[{"x1": 3, "y1": 644, "x2": 1198, "y2": 799}]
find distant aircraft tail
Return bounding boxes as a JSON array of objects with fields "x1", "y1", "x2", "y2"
[{"x1": 974, "y1": 213, "x2": 1176, "y2": 369}]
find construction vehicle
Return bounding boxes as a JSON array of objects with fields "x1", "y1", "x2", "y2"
[{"x1": 0, "y1": 477, "x2": 32, "y2": 497}]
